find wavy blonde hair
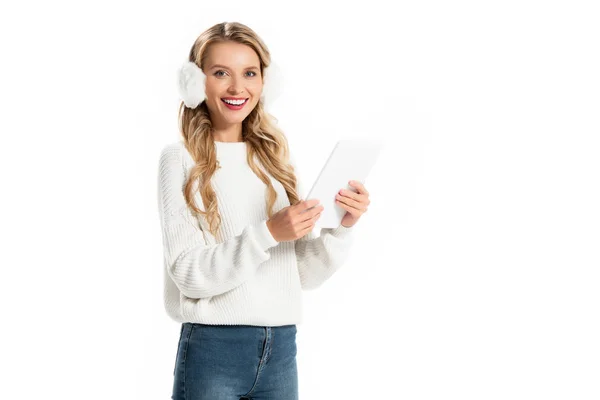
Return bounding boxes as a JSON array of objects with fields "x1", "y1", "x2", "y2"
[{"x1": 179, "y1": 22, "x2": 301, "y2": 237}]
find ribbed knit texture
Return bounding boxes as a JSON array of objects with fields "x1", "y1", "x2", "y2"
[{"x1": 157, "y1": 140, "x2": 356, "y2": 326}]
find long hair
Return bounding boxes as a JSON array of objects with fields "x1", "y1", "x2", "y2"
[{"x1": 179, "y1": 21, "x2": 301, "y2": 237}]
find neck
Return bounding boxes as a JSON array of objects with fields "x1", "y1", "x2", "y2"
[{"x1": 211, "y1": 124, "x2": 244, "y2": 143}]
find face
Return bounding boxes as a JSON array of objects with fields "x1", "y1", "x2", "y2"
[{"x1": 203, "y1": 41, "x2": 263, "y2": 128}]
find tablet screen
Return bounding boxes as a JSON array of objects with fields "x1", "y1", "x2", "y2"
[{"x1": 305, "y1": 139, "x2": 382, "y2": 229}]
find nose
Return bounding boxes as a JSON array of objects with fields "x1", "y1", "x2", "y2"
[{"x1": 228, "y1": 77, "x2": 245, "y2": 95}]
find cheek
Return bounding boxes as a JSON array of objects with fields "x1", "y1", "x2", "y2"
[
  {"x1": 251, "y1": 81, "x2": 263, "y2": 93},
  {"x1": 205, "y1": 78, "x2": 230, "y2": 91},
  {"x1": 204, "y1": 82, "x2": 221, "y2": 97}
]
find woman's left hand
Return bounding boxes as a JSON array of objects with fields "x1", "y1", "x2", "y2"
[{"x1": 335, "y1": 180, "x2": 370, "y2": 228}]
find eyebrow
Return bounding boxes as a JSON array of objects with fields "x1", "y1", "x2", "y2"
[{"x1": 209, "y1": 64, "x2": 260, "y2": 71}]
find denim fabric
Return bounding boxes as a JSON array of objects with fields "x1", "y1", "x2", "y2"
[{"x1": 171, "y1": 323, "x2": 299, "y2": 400}]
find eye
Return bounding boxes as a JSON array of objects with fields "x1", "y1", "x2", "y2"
[{"x1": 214, "y1": 70, "x2": 257, "y2": 78}]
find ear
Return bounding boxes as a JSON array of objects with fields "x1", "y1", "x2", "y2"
[{"x1": 260, "y1": 61, "x2": 284, "y2": 110}]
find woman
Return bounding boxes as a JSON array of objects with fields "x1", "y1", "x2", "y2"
[{"x1": 157, "y1": 21, "x2": 371, "y2": 400}]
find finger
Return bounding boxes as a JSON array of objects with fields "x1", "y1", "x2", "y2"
[
  {"x1": 298, "y1": 212, "x2": 320, "y2": 232},
  {"x1": 349, "y1": 180, "x2": 369, "y2": 196},
  {"x1": 338, "y1": 189, "x2": 367, "y2": 203},
  {"x1": 335, "y1": 199, "x2": 357, "y2": 215},
  {"x1": 336, "y1": 195, "x2": 367, "y2": 212},
  {"x1": 296, "y1": 199, "x2": 321, "y2": 215},
  {"x1": 298, "y1": 204, "x2": 323, "y2": 223}
]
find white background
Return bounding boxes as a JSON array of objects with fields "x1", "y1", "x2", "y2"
[{"x1": 1, "y1": 0, "x2": 599, "y2": 399}]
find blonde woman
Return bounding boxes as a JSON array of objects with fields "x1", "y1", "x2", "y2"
[{"x1": 157, "y1": 21, "x2": 371, "y2": 400}]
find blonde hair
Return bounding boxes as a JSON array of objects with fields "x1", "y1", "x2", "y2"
[{"x1": 179, "y1": 21, "x2": 301, "y2": 237}]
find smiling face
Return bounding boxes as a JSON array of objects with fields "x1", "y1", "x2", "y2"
[{"x1": 203, "y1": 41, "x2": 263, "y2": 129}]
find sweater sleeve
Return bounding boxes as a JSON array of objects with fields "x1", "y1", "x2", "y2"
[
  {"x1": 157, "y1": 143, "x2": 280, "y2": 299},
  {"x1": 289, "y1": 150, "x2": 357, "y2": 290}
]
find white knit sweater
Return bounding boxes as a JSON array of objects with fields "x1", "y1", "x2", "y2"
[{"x1": 157, "y1": 140, "x2": 356, "y2": 326}]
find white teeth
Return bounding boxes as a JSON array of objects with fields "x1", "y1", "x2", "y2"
[{"x1": 222, "y1": 98, "x2": 247, "y2": 105}]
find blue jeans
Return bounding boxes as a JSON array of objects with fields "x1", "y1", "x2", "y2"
[{"x1": 171, "y1": 323, "x2": 299, "y2": 400}]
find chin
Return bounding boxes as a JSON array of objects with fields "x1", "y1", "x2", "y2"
[{"x1": 224, "y1": 116, "x2": 247, "y2": 124}]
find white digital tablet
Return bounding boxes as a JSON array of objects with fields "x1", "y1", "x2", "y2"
[{"x1": 303, "y1": 139, "x2": 383, "y2": 229}]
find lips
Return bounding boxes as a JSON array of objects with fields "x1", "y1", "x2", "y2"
[
  {"x1": 221, "y1": 98, "x2": 248, "y2": 104},
  {"x1": 221, "y1": 98, "x2": 249, "y2": 110}
]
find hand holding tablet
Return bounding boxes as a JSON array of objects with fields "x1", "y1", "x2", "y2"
[{"x1": 303, "y1": 139, "x2": 382, "y2": 229}]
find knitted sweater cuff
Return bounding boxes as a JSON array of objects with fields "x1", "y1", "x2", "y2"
[
  {"x1": 252, "y1": 219, "x2": 280, "y2": 250},
  {"x1": 328, "y1": 223, "x2": 355, "y2": 240}
]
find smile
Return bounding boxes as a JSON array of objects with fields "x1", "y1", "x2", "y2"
[{"x1": 221, "y1": 98, "x2": 249, "y2": 110}]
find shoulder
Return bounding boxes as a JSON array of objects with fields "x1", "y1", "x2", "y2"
[
  {"x1": 159, "y1": 140, "x2": 185, "y2": 157},
  {"x1": 158, "y1": 140, "x2": 200, "y2": 183},
  {"x1": 158, "y1": 140, "x2": 187, "y2": 172},
  {"x1": 159, "y1": 140, "x2": 194, "y2": 163}
]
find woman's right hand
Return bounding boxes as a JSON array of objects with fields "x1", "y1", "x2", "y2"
[{"x1": 266, "y1": 199, "x2": 324, "y2": 242}]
